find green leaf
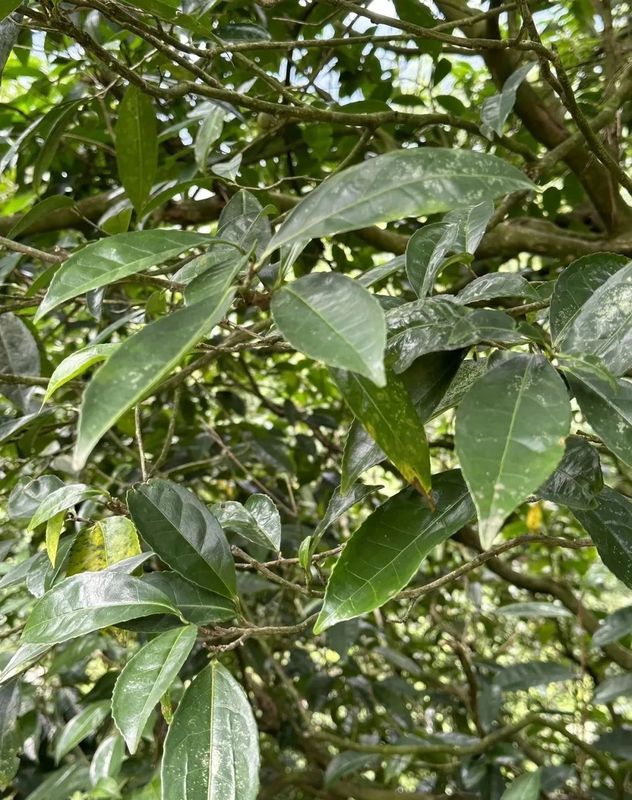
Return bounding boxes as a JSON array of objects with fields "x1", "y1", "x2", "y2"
[
  {"x1": 67, "y1": 516, "x2": 141, "y2": 575},
  {"x1": 564, "y1": 359, "x2": 632, "y2": 466},
  {"x1": 32, "y1": 102, "x2": 80, "y2": 191},
  {"x1": 550, "y1": 253, "x2": 628, "y2": 346},
  {"x1": 23, "y1": 763, "x2": 90, "y2": 800},
  {"x1": 0, "y1": 0, "x2": 21, "y2": 21},
  {"x1": 55, "y1": 700, "x2": 110, "y2": 763},
  {"x1": 45, "y1": 512, "x2": 66, "y2": 566},
  {"x1": 8, "y1": 475, "x2": 63, "y2": 522},
  {"x1": 386, "y1": 299, "x2": 522, "y2": 373},
  {"x1": 593, "y1": 674, "x2": 632, "y2": 705},
  {"x1": 536, "y1": 435, "x2": 603, "y2": 510},
  {"x1": 559, "y1": 261, "x2": 632, "y2": 375},
  {"x1": 143, "y1": 572, "x2": 235, "y2": 625},
  {"x1": 496, "y1": 602, "x2": 572, "y2": 619},
  {"x1": 340, "y1": 420, "x2": 385, "y2": 494},
  {"x1": 218, "y1": 190, "x2": 271, "y2": 259},
  {"x1": 74, "y1": 289, "x2": 234, "y2": 469},
  {"x1": 35, "y1": 230, "x2": 208, "y2": 321},
  {"x1": 21, "y1": 572, "x2": 178, "y2": 644},
  {"x1": 500, "y1": 769, "x2": 541, "y2": 800},
  {"x1": 444, "y1": 200, "x2": 494, "y2": 254},
  {"x1": 0, "y1": 680, "x2": 20, "y2": 789},
  {"x1": 324, "y1": 752, "x2": 379, "y2": 788},
  {"x1": 213, "y1": 494, "x2": 281, "y2": 551},
  {"x1": 493, "y1": 661, "x2": 575, "y2": 691},
  {"x1": 43, "y1": 344, "x2": 118, "y2": 403},
  {"x1": 27, "y1": 484, "x2": 103, "y2": 531},
  {"x1": 481, "y1": 62, "x2": 536, "y2": 138},
  {"x1": 194, "y1": 104, "x2": 225, "y2": 172},
  {"x1": 314, "y1": 470, "x2": 475, "y2": 632},
  {"x1": 184, "y1": 249, "x2": 247, "y2": 305},
  {"x1": 332, "y1": 367, "x2": 431, "y2": 494},
  {"x1": 0, "y1": 643, "x2": 52, "y2": 684},
  {"x1": 265, "y1": 148, "x2": 534, "y2": 255},
  {"x1": 456, "y1": 354, "x2": 570, "y2": 548},
  {"x1": 115, "y1": 86, "x2": 158, "y2": 214},
  {"x1": 430, "y1": 357, "x2": 489, "y2": 419},
  {"x1": 405, "y1": 221, "x2": 459, "y2": 298},
  {"x1": 272, "y1": 273, "x2": 386, "y2": 386},
  {"x1": 127, "y1": 479, "x2": 236, "y2": 598},
  {"x1": 112, "y1": 625, "x2": 197, "y2": 754},
  {"x1": 592, "y1": 605, "x2": 632, "y2": 647},
  {"x1": 402, "y1": 349, "x2": 466, "y2": 421},
  {"x1": 161, "y1": 661, "x2": 260, "y2": 800},
  {"x1": 7, "y1": 195, "x2": 76, "y2": 239},
  {"x1": 314, "y1": 483, "x2": 380, "y2": 540},
  {"x1": 456, "y1": 273, "x2": 538, "y2": 305},
  {"x1": 89, "y1": 733, "x2": 125, "y2": 787},
  {"x1": 573, "y1": 488, "x2": 632, "y2": 589},
  {"x1": 0, "y1": 312, "x2": 40, "y2": 412}
]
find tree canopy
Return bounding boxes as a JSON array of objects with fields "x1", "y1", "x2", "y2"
[{"x1": 1, "y1": 0, "x2": 632, "y2": 798}]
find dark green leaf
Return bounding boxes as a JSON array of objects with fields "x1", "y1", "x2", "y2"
[
  {"x1": 218, "y1": 190, "x2": 271, "y2": 258},
  {"x1": 89, "y1": 733, "x2": 124, "y2": 786},
  {"x1": 592, "y1": 605, "x2": 632, "y2": 647},
  {"x1": 456, "y1": 273, "x2": 538, "y2": 306},
  {"x1": 143, "y1": 572, "x2": 235, "y2": 625},
  {"x1": 272, "y1": 273, "x2": 387, "y2": 386},
  {"x1": 115, "y1": 86, "x2": 158, "y2": 214},
  {"x1": 340, "y1": 420, "x2": 385, "y2": 494},
  {"x1": 405, "y1": 221, "x2": 459, "y2": 298},
  {"x1": 324, "y1": 752, "x2": 379, "y2": 788},
  {"x1": 0, "y1": 680, "x2": 20, "y2": 789},
  {"x1": 161, "y1": 661, "x2": 260, "y2": 800},
  {"x1": 23, "y1": 764, "x2": 90, "y2": 800},
  {"x1": 212, "y1": 494, "x2": 281, "y2": 551},
  {"x1": 593, "y1": 674, "x2": 632, "y2": 705},
  {"x1": 128, "y1": 478, "x2": 236, "y2": 598},
  {"x1": 7, "y1": 195, "x2": 76, "y2": 239},
  {"x1": 27, "y1": 483, "x2": 103, "y2": 531},
  {"x1": 493, "y1": 661, "x2": 575, "y2": 691},
  {"x1": 481, "y1": 62, "x2": 536, "y2": 138},
  {"x1": 194, "y1": 104, "x2": 225, "y2": 172},
  {"x1": 314, "y1": 470, "x2": 475, "y2": 632},
  {"x1": 456, "y1": 354, "x2": 570, "y2": 548},
  {"x1": 0, "y1": 312, "x2": 40, "y2": 412},
  {"x1": 536, "y1": 435, "x2": 603, "y2": 509},
  {"x1": 55, "y1": 700, "x2": 110, "y2": 763}
]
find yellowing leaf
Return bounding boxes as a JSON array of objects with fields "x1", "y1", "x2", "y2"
[{"x1": 67, "y1": 517, "x2": 141, "y2": 575}]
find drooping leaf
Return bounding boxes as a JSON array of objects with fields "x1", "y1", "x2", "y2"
[
  {"x1": 35, "y1": 230, "x2": 208, "y2": 321},
  {"x1": 55, "y1": 700, "x2": 110, "y2": 763},
  {"x1": 444, "y1": 200, "x2": 494, "y2": 254},
  {"x1": 194, "y1": 104, "x2": 225, "y2": 172},
  {"x1": 127, "y1": 479, "x2": 236, "y2": 598},
  {"x1": 340, "y1": 420, "x2": 385, "y2": 494},
  {"x1": 143, "y1": 572, "x2": 235, "y2": 625},
  {"x1": 332, "y1": 367, "x2": 431, "y2": 494},
  {"x1": 592, "y1": 605, "x2": 632, "y2": 647},
  {"x1": 593, "y1": 674, "x2": 632, "y2": 705},
  {"x1": 27, "y1": 484, "x2": 104, "y2": 531},
  {"x1": 456, "y1": 273, "x2": 538, "y2": 306},
  {"x1": 112, "y1": 625, "x2": 197, "y2": 753},
  {"x1": 386, "y1": 299, "x2": 522, "y2": 373},
  {"x1": 563, "y1": 358, "x2": 632, "y2": 466},
  {"x1": 66, "y1": 516, "x2": 141, "y2": 575},
  {"x1": 500, "y1": 769, "x2": 541, "y2": 800},
  {"x1": 314, "y1": 470, "x2": 475, "y2": 632},
  {"x1": 0, "y1": 312, "x2": 40, "y2": 412},
  {"x1": 480, "y1": 62, "x2": 537, "y2": 138},
  {"x1": 89, "y1": 733, "x2": 125, "y2": 787},
  {"x1": 43, "y1": 344, "x2": 119, "y2": 403},
  {"x1": 455, "y1": 354, "x2": 570, "y2": 548},
  {"x1": 161, "y1": 661, "x2": 260, "y2": 800},
  {"x1": 536, "y1": 435, "x2": 603, "y2": 510},
  {"x1": 550, "y1": 253, "x2": 628, "y2": 346},
  {"x1": 558, "y1": 261, "x2": 632, "y2": 375},
  {"x1": 0, "y1": 680, "x2": 20, "y2": 789},
  {"x1": 264, "y1": 148, "x2": 534, "y2": 254},
  {"x1": 22, "y1": 572, "x2": 178, "y2": 644},
  {"x1": 115, "y1": 86, "x2": 158, "y2": 213},
  {"x1": 573, "y1": 488, "x2": 632, "y2": 589},
  {"x1": 272, "y1": 273, "x2": 387, "y2": 386},
  {"x1": 493, "y1": 661, "x2": 575, "y2": 691},
  {"x1": 74, "y1": 289, "x2": 234, "y2": 469}
]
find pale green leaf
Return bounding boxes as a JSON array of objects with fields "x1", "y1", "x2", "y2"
[
  {"x1": 44, "y1": 344, "x2": 118, "y2": 403},
  {"x1": 194, "y1": 104, "x2": 225, "y2": 172},
  {"x1": 27, "y1": 484, "x2": 103, "y2": 531},
  {"x1": 500, "y1": 769, "x2": 541, "y2": 800}
]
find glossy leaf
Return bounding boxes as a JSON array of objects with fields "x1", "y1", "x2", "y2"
[
  {"x1": 89, "y1": 733, "x2": 125, "y2": 786},
  {"x1": 0, "y1": 680, "x2": 20, "y2": 789},
  {"x1": 67, "y1": 516, "x2": 141, "y2": 575},
  {"x1": 55, "y1": 700, "x2": 110, "y2": 763},
  {"x1": 35, "y1": 230, "x2": 208, "y2": 321},
  {"x1": 22, "y1": 572, "x2": 178, "y2": 644},
  {"x1": 143, "y1": 572, "x2": 235, "y2": 625},
  {"x1": 194, "y1": 104, "x2": 225, "y2": 171},
  {"x1": 218, "y1": 190, "x2": 271, "y2": 258},
  {"x1": 0, "y1": 312, "x2": 40, "y2": 412},
  {"x1": 573, "y1": 488, "x2": 632, "y2": 589},
  {"x1": 27, "y1": 483, "x2": 103, "y2": 531},
  {"x1": 43, "y1": 344, "x2": 118, "y2": 403},
  {"x1": 340, "y1": 420, "x2": 385, "y2": 494},
  {"x1": 116, "y1": 86, "x2": 158, "y2": 213},
  {"x1": 405, "y1": 221, "x2": 459, "y2": 298},
  {"x1": 272, "y1": 273, "x2": 387, "y2": 386},
  {"x1": 314, "y1": 470, "x2": 475, "y2": 632},
  {"x1": 112, "y1": 624, "x2": 197, "y2": 753},
  {"x1": 559, "y1": 261, "x2": 632, "y2": 375},
  {"x1": 74, "y1": 289, "x2": 234, "y2": 468},
  {"x1": 213, "y1": 494, "x2": 281, "y2": 551},
  {"x1": 456, "y1": 354, "x2": 570, "y2": 548},
  {"x1": 386, "y1": 299, "x2": 522, "y2": 373},
  {"x1": 0, "y1": 0, "x2": 21, "y2": 21},
  {"x1": 536, "y1": 435, "x2": 603, "y2": 510},
  {"x1": 444, "y1": 200, "x2": 494, "y2": 254},
  {"x1": 500, "y1": 769, "x2": 541, "y2": 800},
  {"x1": 184, "y1": 249, "x2": 247, "y2": 305},
  {"x1": 456, "y1": 273, "x2": 538, "y2": 305},
  {"x1": 481, "y1": 62, "x2": 536, "y2": 138},
  {"x1": 7, "y1": 195, "x2": 75, "y2": 239},
  {"x1": 564, "y1": 359, "x2": 632, "y2": 466},
  {"x1": 314, "y1": 482, "x2": 380, "y2": 539},
  {"x1": 265, "y1": 148, "x2": 534, "y2": 254},
  {"x1": 45, "y1": 512, "x2": 66, "y2": 566},
  {"x1": 592, "y1": 605, "x2": 632, "y2": 647},
  {"x1": 333, "y1": 367, "x2": 431, "y2": 494},
  {"x1": 550, "y1": 253, "x2": 628, "y2": 346},
  {"x1": 127, "y1": 479, "x2": 236, "y2": 598},
  {"x1": 0, "y1": 643, "x2": 52, "y2": 684},
  {"x1": 161, "y1": 661, "x2": 260, "y2": 800}
]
